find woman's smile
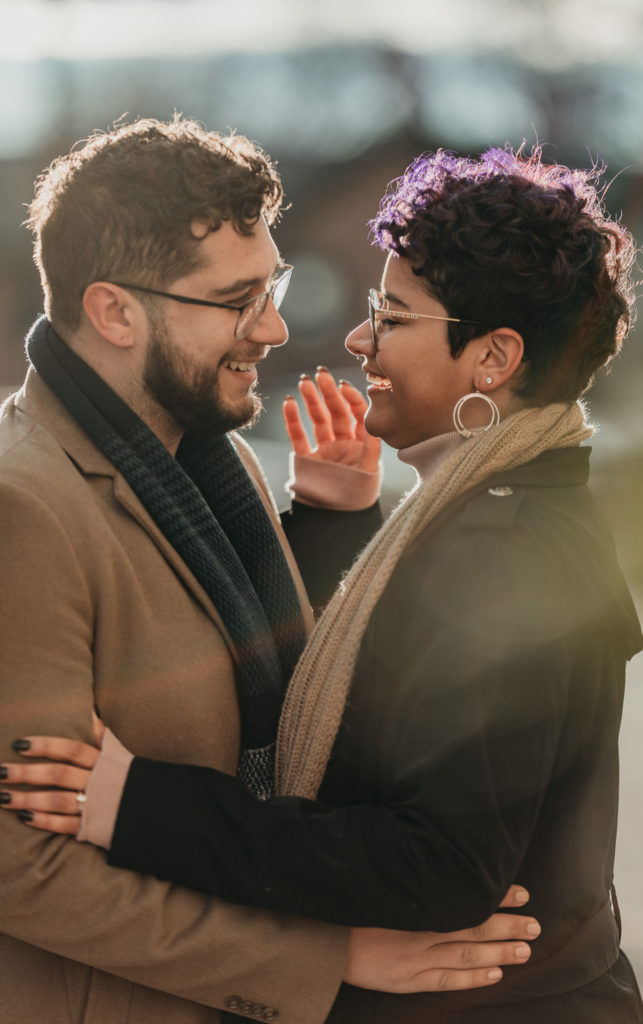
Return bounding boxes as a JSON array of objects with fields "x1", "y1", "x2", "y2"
[{"x1": 366, "y1": 370, "x2": 392, "y2": 392}]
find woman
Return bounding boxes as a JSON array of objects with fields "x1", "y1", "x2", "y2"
[{"x1": 4, "y1": 145, "x2": 642, "y2": 1022}]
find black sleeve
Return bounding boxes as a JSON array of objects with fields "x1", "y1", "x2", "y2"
[
  {"x1": 280, "y1": 500, "x2": 382, "y2": 615},
  {"x1": 108, "y1": 529, "x2": 584, "y2": 932}
]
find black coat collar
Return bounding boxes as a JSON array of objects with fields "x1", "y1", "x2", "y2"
[{"x1": 492, "y1": 445, "x2": 591, "y2": 489}]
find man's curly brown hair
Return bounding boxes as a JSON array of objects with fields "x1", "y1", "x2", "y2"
[
  {"x1": 371, "y1": 145, "x2": 637, "y2": 403},
  {"x1": 27, "y1": 116, "x2": 284, "y2": 335}
]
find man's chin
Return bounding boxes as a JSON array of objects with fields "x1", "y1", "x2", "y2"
[
  {"x1": 183, "y1": 392, "x2": 262, "y2": 437},
  {"x1": 228, "y1": 394, "x2": 263, "y2": 433}
]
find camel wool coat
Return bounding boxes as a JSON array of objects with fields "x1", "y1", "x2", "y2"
[{"x1": 0, "y1": 369, "x2": 349, "y2": 1024}]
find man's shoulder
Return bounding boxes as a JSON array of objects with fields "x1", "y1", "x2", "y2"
[
  {"x1": 0, "y1": 392, "x2": 101, "y2": 528},
  {"x1": 0, "y1": 373, "x2": 114, "y2": 498},
  {"x1": 1, "y1": 394, "x2": 66, "y2": 482}
]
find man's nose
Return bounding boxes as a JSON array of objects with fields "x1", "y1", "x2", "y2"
[
  {"x1": 345, "y1": 318, "x2": 374, "y2": 360},
  {"x1": 246, "y1": 298, "x2": 289, "y2": 347}
]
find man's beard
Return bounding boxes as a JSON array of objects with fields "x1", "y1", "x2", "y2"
[{"x1": 143, "y1": 321, "x2": 262, "y2": 437}]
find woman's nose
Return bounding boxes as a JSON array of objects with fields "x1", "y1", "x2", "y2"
[{"x1": 345, "y1": 318, "x2": 374, "y2": 360}]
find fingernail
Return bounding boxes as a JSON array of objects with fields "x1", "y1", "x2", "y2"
[
  {"x1": 487, "y1": 969, "x2": 502, "y2": 981},
  {"x1": 514, "y1": 889, "x2": 529, "y2": 903},
  {"x1": 284, "y1": 394, "x2": 295, "y2": 401},
  {"x1": 338, "y1": 379, "x2": 350, "y2": 386},
  {"x1": 0, "y1": 792, "x2": 11, "y2": 805},
  {"x1": 514, "y1": 944, "x2": 530, "y2": 959},
  {"x1": 316, "y1": 365, "x2": 329, "y2": 373},
  {"x1": 527, "y1": 922, "x2": 541, "y2": 936},
  {"x1": 12, "y1": 739, "x2": 31, "y2": 752},
  {"x1": 18, "y1": 810, "x2": 33, "y2": 823},
  {"x1": 0, "y1": 767, "x2": 8, "y2": 781},
  {"x1": 298, "y1": 373, "x2": 311, "y2": 381}
]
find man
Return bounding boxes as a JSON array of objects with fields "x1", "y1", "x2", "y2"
[{"x1": 0, "y1": 118, "x2": 536, "y2": 1024}]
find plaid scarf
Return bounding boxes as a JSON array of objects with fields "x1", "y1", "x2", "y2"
[{"x1": 27, "y1": 315, "x2": 307, "y2": 799}]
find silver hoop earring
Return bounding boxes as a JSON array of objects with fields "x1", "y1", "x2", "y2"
[{"x1": 452, "y1": 390, "x2": 500, "y2": 438}]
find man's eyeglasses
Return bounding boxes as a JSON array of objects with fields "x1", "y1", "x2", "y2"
[
  {"x1": 368, "y1": 288, "x2": 483, "y2": 349},
  {"x1": 109, "y1": 265, "x2": 293, "y2": 340}
]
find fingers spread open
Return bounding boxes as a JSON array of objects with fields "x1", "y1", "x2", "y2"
[
  {"x1": 338, "y1": 381, "x2": 381, "y2": 472},
  {"x1": 283, "y1": 396, "x2": 311, "y2": 455},
  {"x1": 315, "y1": 370, "x2": 354, "y2": 441},
  {"x1": 297, "y1": 376, "x2": 335, "y2": 446}
]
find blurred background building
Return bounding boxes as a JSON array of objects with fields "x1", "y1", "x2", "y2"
[{"x1": 1, "y1": 0, "x2": 642, "y2": 970}]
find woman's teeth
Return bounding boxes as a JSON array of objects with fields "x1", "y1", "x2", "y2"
[{"x1": 367, "y1": 371, "x2": 392, "y2": 389}]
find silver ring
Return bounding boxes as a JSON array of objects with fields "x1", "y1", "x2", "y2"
[{"x1": 76, "y1": 791, "x2": 87, "y2": 814}]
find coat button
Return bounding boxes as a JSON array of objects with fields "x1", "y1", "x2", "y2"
[
  {"x1": 488, "y1": 486, "x2": 513, "y2": 497},
  {"x1": 224, "y1": 995, "x2": 243, "y2": 1010}
]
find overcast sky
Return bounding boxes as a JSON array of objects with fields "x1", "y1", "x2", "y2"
[{"x1": 1, "y1": 0, "x2": 642, "y2": 67}]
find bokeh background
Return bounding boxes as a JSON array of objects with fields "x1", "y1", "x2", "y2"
[{"x1": 1, "y1": 0, "x2": 642, "y2": 977}]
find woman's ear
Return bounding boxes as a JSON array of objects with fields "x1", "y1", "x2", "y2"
[
  {"x1": 475, "y1": 328, "x2": 524, "y2": 390},
  {"x1": 81, "y1": 283, "x2": 138, "y2": 349}
]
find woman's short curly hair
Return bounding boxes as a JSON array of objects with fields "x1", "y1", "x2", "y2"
[
  {"x1": 370, "y1": 145, "x2": 637, "y2": 402},
  {"x1": 27, "y1": 116, "x2": 284, "y2": 335}
]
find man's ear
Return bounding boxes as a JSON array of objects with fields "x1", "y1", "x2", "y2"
[
  {"x1": 474, "y1": 328, "x2": 524, "y2": 391},
  {"x1": 81, "y1": 283, "x2": 139, "y2": 349}
]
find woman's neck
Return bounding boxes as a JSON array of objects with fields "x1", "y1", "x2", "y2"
[{"x1": 397, "y1": 430, "x2": 467, "y2": 481}]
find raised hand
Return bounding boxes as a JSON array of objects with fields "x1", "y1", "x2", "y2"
[
  {"x1": 283, "y1": 366, "x2": 380, "y2": 472},
  {"x1": 345, "y1": 885, "x2": 541, "y2": 993}
]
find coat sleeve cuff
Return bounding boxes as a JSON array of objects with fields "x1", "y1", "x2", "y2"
[
  {"x1": 76, "y1": 727, "x2": 134, "y2": 849},
  {"x1": 286, "y1": 453, "x2": 382, "y2": 511}
]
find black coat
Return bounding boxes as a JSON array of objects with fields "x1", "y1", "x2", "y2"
[{"x1": 109, "y1": 447, "x2": 643, "y2": 1022}]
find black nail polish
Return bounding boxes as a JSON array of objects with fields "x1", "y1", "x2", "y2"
[
  {"x1": 316, "y1": 365, "x2": 329, "y2": 373},
  {"x1": 0, "y1": 792, "x2": 11, "y2": 805},
  {"x1": 12, "y1": 739, "x2": 31, "y2": 752},
  {"x1": 298, "y1": 373, "x2": 311, "y2": 381},
  {"x1": 0, "y1": 767, "x2": 8, "y2": 781},
  {"x1": 18, "y1": 810, "x2": 33, "y2": 823}
]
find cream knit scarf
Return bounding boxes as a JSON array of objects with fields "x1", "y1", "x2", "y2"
[{"x1": 276, "y1": 400, "x2": 593, "y2": 799}]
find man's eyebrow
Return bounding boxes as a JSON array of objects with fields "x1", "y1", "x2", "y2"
[
  {"x1": 205, "y1": 263, "x2": 284, "y2": 301},
  {"x1": 205, "y1": 276, "x2": 265, "y2": 300}
]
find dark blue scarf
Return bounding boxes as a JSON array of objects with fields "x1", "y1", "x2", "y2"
[{"x1": 26, "y1": 315, "x2": 307, "y2": 799}]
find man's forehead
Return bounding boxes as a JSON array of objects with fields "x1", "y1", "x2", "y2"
[{"x1": 185, "y1": 216, "x2": 281, "y2": 293}]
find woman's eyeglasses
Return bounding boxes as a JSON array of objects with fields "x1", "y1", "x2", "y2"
[{"x1": 368, "y1": 288, "x2": 482, "y2": 348}]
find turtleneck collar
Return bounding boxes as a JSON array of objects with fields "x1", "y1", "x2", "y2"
[{"x1": 397, "y1": 430, "x2": 467, "y2": 481}]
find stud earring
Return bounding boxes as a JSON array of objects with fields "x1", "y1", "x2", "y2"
[{"x1": 485, "y1": 376, "x2": 493, "y2": 385}]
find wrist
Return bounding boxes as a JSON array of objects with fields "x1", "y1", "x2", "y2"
[
  {"x1": 76, "y1": 727, "x2": 134, "y2": 849},
  {"x1": 287, "y1": 453, "x2": 381, "y2": 511}
]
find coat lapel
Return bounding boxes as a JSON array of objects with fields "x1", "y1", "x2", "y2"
[{"x1": 16, "y1": 369, "x2": 241, "y2": 665}]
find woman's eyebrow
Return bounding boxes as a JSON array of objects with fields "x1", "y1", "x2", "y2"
[{"x1": 381, "y1": 289, "x2": 410, "y2": 310}]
